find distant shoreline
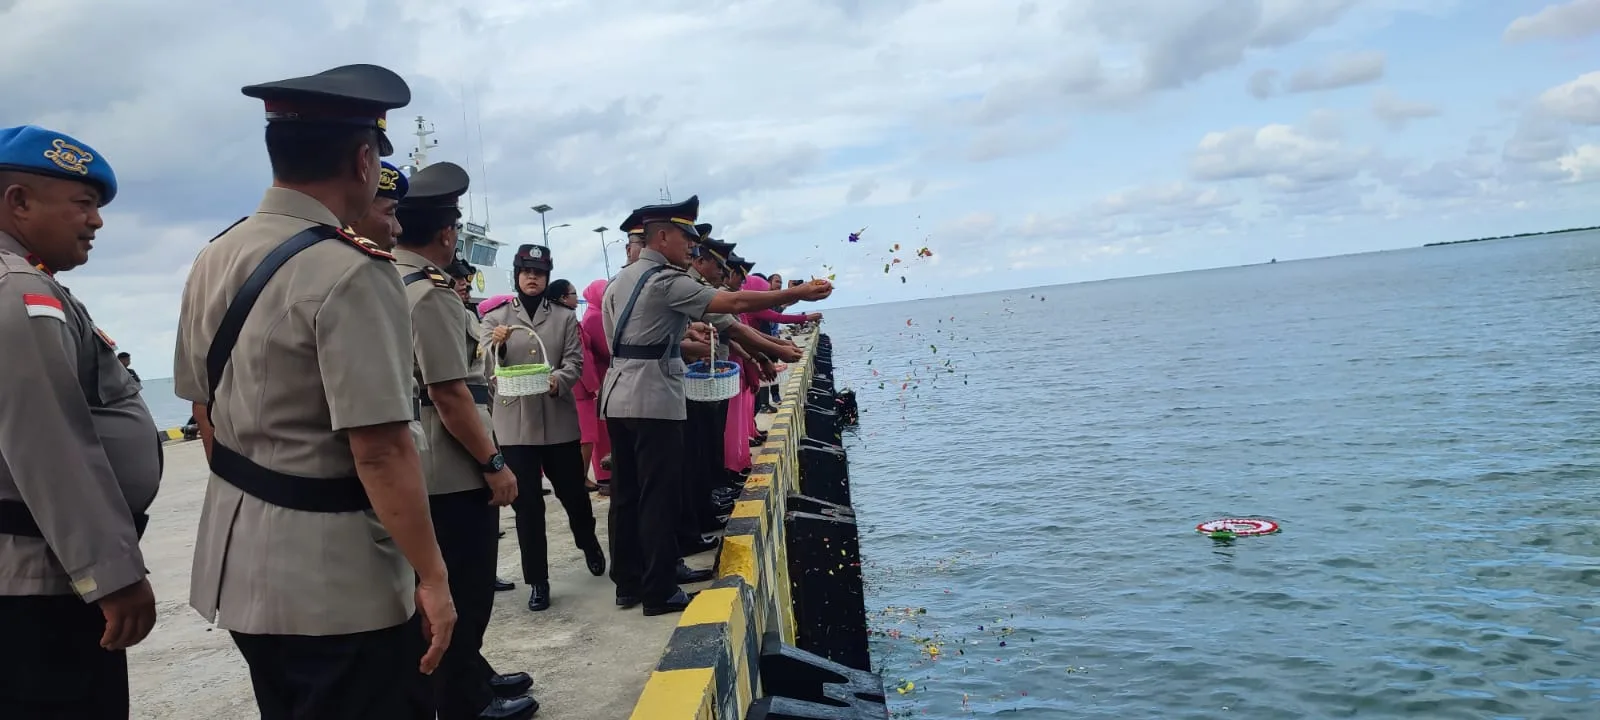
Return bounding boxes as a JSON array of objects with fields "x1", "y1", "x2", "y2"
[{"x1": 1423, "y1": 226, "x2": 1599, "y2": 247}]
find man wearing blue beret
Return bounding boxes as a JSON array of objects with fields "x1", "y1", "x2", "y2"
[
  {"x1": 0, "y1": 125, "x2": 164, "y2": 718},
  {"x1": 350, "y1": 160, "x2": 408, "y2": 251}
]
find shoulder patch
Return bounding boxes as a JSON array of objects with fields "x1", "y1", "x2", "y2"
[
  {"x1": 22, "y1": 292, "x2": 66, "y2": 322},
  {"x1": 335, "y1": 227, "x2": 395, "y2": 261},
  {"x1": 424, "y1": 266, "x2": 452, "y2": 289}
]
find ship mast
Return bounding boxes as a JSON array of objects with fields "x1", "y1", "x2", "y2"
[{"x1": 403, "y1": 116, "x2": 437, "y2": 174}]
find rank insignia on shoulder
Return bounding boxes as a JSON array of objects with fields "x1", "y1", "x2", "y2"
[
  {"x1": 335, "y1": 227, "x2": 395, "y2": 260},
  {"x1": 424, "y1": 267, "x2": 452, "y2": 288}
]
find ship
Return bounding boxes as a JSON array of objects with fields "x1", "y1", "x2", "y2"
[{"x1": 396, "y1": 116, "x2": 520, "y2": 308}]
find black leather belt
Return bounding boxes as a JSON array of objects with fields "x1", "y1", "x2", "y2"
[
  {"x1": 419, "y1": 384, "x2": 492, "y2": 407},
  {"x1": 0, "y1": 499, "x2": 149, "y2": 539},
  {"x1": 614, "y1": 343, "x2": 681, "y2": 360},
  {"x1": 211, "y1": 442, "x2": 371, "y2": 513}
]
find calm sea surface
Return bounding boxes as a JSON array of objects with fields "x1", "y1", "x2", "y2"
[{"x1": 827, "y1": 233, "x2": 1600, "y2": 719}]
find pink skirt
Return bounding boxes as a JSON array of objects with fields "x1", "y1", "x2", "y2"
[
  {"x1": 578, "y1": 396, "x2": 611, "y2": 482},
  {"x1": 577, "y1": 396, "x2": 600, "y2": 443},
  {"x1": 723, "y1": 387, "x2": 753, "y2": 472}
]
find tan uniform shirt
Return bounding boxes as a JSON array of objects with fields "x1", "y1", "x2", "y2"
[
  {"x1": 688, "y1": 266, "x2": 737, "y2": 362},
  {"x1": 0, "y1": 233, "x2": 162, "y2": 601},
  {"x1": 600, "y1": 248, "x2": 719, "y2": 421},
  {"x1": 395, "y1": 248, "x2": 489, "y2": 495},
  {"x1": 173, "y1": 188, "x2": 417, "y2": 636},
  {"x1": 482, "y1": 297, "x2": 583, "y2": 445}
]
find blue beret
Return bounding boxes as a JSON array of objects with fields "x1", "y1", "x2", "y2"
[
  {"x1": 0, "y1": 125, "x2": 117, "y2": 206},
  {"x1": 377, "y1": 161, "x2": 407, "y2": 201}
]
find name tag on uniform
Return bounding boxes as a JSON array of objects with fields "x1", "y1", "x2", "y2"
[{"x1": 22, "y1": 293, "x2": 65, "y2": 322}]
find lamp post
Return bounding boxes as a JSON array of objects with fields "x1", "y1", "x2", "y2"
[
  {"x1": 594, "y1": 226, "x2": 611, "y2": 278},
  {"x1": 532, "y1": 204, "x2": 553, "y2": 244}
]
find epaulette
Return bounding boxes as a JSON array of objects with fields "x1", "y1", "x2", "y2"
[
  {"x1": 335, "y1": 227, "x2": 395, "y2": 261},
  {"x1": 423, "y1": 266, "x2": 452, "y2": 289}
]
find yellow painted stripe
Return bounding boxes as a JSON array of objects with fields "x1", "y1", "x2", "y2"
[
  {"x1": 162, "y1": 427, "x2": 183, "y2": 440},
  {"x1": 629, "y1": 668, "x2": 715, "y2": 720},
  {"x1": 679, "y1": 587, "x2": 739, "y2": 627},
  {"x1": 718, "y1": 535, "x2": 757, "y2": 581},
  {"x1": 730, "y1": 499, "x2": 763, "y2": 520}
]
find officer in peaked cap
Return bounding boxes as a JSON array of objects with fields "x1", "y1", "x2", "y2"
[
  {"x1": 600, "y1": 196, "x2": 834, "y2": 615},
  {"x1": 394, "y1": 161, "x2": 539, "y2": 720},
  {"x1": 0, "y1": 125, "x2": 163, "y2": 718},
  {"x1": 350, "y1": 160, "x2": 408, "y2": 251},
  {"x1": 617, "y1": 209, "x2": 648, "y2": 271},
  {"x1": 173, "y1": 64, "x2": 456, "y2": 719}
]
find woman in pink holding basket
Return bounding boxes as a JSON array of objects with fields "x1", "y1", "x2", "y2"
[{"x1": 483, "y1": 244, "x2": 606, "y2": 613}]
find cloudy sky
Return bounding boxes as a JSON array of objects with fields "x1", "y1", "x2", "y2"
[{"x1": 6, "y1": 0, "x2": 1600, "y2": 376}]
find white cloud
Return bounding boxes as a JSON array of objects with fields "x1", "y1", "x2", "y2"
[
  {"x1": 1557, "y1": 144, "x2": 1600, "y2": 181},
  {"x1": 1537, "y1": 71, "x2": 1600, "y2": 124},
  {"x1": 1286, "y1": 50, "x2": 1387, "y2": 93},
  {"x1": 1504, "y1": 0, "x2": 1600, "y2": 43},
  {"x1": 1371, "y1": 88, "x2": 1441, "y2": 130},
  {"x1": 0, "y1": 0, "x2": 1589, "y2": 366}
]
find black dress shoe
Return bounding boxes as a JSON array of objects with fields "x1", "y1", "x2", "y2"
[
  {"x1": 676, "y1": 562, "x2": 714, "y2": 584},
  {"x1": 489, "y1": 672, "x2": 533, "y2": 698},
  {"x1": 616, "y1": 594, "x2": 640, "y2": 609},
  {"x1": 711, "y1": 488, "x2": 740, "y2": 503},
  {"x1": 643, "y1": 589, "x2": 697, "y2": 617},
  {"x1": 478, "y1": 694, "x2": 539, "y2": 719},
  {"x1": 527, "y1": 582, "x2": 550, "y2": 612},
  {"x1": 494, "y1": 577, "x2": 515, "y2": 592},
  {"x1": 584, "y1": 546, "x2": 606, "y2": 577}
]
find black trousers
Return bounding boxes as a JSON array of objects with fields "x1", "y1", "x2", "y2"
[
  {"x1": 607, "y1": 417, "x2": 686, "y2": 604},
  {"x1": 232, "y1": 621, "x2": 416, "y2": 720},
  {"x1": 506, "y1": 442, "x2": 599, "y2": 584},
  {"x1": 682, "y1": 399, "x2": 725, "y2": 537},
  {"x1": 0, "y1": 594, "x2": 128, "y2": 719},
  {"x1": 429, "y1": 488, "x2": 500, "y2": 720}
]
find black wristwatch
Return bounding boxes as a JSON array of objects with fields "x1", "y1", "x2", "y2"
[{"x1": 479, "y1": 452, "x2": 505, "y2": 473}]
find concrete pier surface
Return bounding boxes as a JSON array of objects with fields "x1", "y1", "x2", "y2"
[{"x1": 126, "y1": 432, "x2": 748, "y2": 719}]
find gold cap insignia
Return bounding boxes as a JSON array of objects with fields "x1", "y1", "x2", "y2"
[
  {"x1": 379, "y1": 167, "x2": 399, "y2": 192},
  {"x1": 43, "y1": 138, "x2": 92, "y2": 176}
]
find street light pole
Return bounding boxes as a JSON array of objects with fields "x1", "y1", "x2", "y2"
[
  {"x1": 594, "y1": 226, "x2": 611, "y2": 278},
  {"x1": 532, "y1": 204, "x2": 553, "y2": 244}
]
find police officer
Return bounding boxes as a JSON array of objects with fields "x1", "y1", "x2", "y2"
[
  {"x1": 350, "y1": 160, "x2": 407, "y2": 251},
  {"x1": 393, "y1": 161, "x2": 538, "y2": 720},
  {"x1": 601, "y1": 196, "x2": 833, "y2": 615},
  {"x1": 172, "y1": 64, "x2": 455, "y2": 718},
  {"x1": 0, "y1": 125, "x2": 163, "y2": 718},
  {"x1": 483, "y1": 244, "x2": 604, "y2": 614}
]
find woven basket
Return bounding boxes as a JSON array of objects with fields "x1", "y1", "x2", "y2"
[
  {"x1": 490, "y1": 326, "x2": 552, "y2": 398},
  {"x1": 685, "y1": 360, "x2": 741, "y2": 402},
  {"x1": 758, "y1": 361, "x2": 789, "y2": 388}
]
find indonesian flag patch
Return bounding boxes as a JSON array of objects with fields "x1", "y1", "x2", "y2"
[{"x1": 23, "y1": 293, "x2": 65, "y2": 322}]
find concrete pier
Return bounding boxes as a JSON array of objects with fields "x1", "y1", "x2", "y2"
[{"x1": 127, "y1": 438, "x2": 727, "y2": 719}]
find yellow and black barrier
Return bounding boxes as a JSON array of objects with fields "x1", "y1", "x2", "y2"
[{"x1": 630, "y1": 328, "x2": 886, "y2": 720}]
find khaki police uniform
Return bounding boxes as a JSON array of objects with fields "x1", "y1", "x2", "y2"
[
  {"x1": 391, "y1": 158, "x2": 540, "y2": 720},
  {"x1": 172, "y1": 188, "x2": 419, "y2": 704},
  {"x1": 0, "y1": 232, "x2": 163, "y2": 717},
  {"x1": 481, "y1": 295, "x2": 600, "y2": 590},
  {"x1": 393, "y1": 246, "x2": 508, "y2": 719},
  {"x1": 396, "y1": 248, "x2": 491, "y2": 494},
  {"x1": 601, "y1": 243, "x2": 719, "y2": 607}
]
